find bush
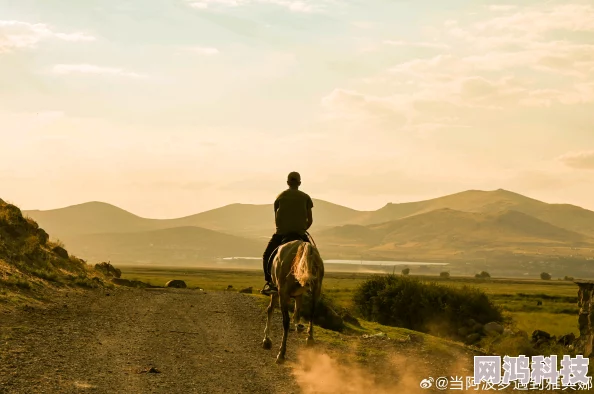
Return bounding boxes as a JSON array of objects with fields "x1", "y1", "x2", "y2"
[
  {"x1": 475, "y1": 271, "x2": 491, "y2": 279},
  {"x1": 540, "y1": 272, "x2": 552, "y2": 280},
  {"x1": 353, "y1": 275, "x2": 502, "y2": 340},
  {"x1": 564, "y1": 276, "x2": 574, "y2": 281},
  {"x1": 297, "y1": 292, "x2": 345, "y2": 332},
  {"x1": 440, "y1": 271, "x2": 450, "y2": 278},
  {"x1": 401, "y1": 268, "x2": 410, "y2": 276}
]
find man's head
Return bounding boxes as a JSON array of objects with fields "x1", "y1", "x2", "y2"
[{"x1": 287, "y1": 171, "x2": 301, "y2": 189}]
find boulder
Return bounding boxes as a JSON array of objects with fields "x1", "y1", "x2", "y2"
[
  {"x1": 165, "y1": 280, "x2": 187, "y2": 289},
  {"x1": 36, "y1": 228, "x2": 49, "y2": 245},
  {"x1": 483, "y1": 322, "x2": 504, "y2": 335},
  {"x1": 239, "y1": 287, "x2": 253, "y2": 294},
  {"x1": 52, "y1": 246, "x2": 69, "y2": 259}
]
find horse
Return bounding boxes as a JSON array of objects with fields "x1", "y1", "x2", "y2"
[{"x1": 262, "y1": 239, "x2": 324, "y2": 364}]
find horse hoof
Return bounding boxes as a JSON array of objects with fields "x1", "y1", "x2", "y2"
[
  {"x1": 276, "y1": 355, "x2": 285, "y2": 365},
  {"x1": 296, "y1": 324, "x2": 305, "y2": 333},
  {"x1": 306, "y1": 337, "x2": 315, "y2": 347},
  {"x1": 262, "y1": 338, "x2": 272, "y2": 350}
]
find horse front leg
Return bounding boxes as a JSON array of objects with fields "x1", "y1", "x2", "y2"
[
  {"x1": 293, "y1": 296, "x2": 305, "y2": 333},
  {"x1": 306, "y1": 283, "x2": 321, "y2": 347},
  {"x1": 262, "y1": 293, "x2": 278, "y2": 349},
  {"x1": 276, "y1": 294, "x2": 290, "y2": 364}
]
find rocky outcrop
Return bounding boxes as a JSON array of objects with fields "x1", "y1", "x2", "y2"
[
  {"x1": 94, "y1": 262, "x2": 121, "y2": 278},
  {"x1": 575, "y1": 280, "x2": 594, "y2": 357},
  {"x1": 165, "y1": 280, "x2": 187, "y2": 289}
]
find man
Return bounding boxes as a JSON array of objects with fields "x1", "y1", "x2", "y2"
[{"x1": 261, "y1": 171, "x2": 313, "y2": 295}]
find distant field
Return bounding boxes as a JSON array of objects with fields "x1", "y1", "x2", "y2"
[{"x1": 119, "y1": 265, "x2": 581, "y2": 337}]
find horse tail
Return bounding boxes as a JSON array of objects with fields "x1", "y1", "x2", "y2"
[{"x1": 292, "y1": 241, "x2": 317, "y2": 287}]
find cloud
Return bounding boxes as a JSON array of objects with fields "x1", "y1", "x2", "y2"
[
  {"x1": 0, "y1": 20, "x2": 95, "y2": 53},
  {"x1": 487, "y1": 5, "x2": 517, "y2": 12},
  {"x1": 383, "y1": 40, "x2": 450, "y2": 50},
  {"x1": 182, "y1": 46, "x2": 220, "y2": 55},
  {"x1": 51, "y1": 64, "x2": 146, "y2": 78},
  {"x1": 558, "y1": 151, "x2": 594, "y2": 170},
  {"x1": 186, "y1": 0, "x2": 320, "y2": 13}
]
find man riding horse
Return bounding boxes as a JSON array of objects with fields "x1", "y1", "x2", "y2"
[{"x1": 261, "y1": 171, "x2": 313, "y2": 296}]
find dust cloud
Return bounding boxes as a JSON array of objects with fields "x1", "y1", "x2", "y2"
[{"x1": 291, "y1": 349, "x2": 431, "y2": 394}]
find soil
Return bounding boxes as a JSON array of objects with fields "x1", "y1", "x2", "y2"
[{"x1": 0, "y1": 288, "x2": 302, "y2": 394}]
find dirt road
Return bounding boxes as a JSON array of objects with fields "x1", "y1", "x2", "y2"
[{"x1": 0, "y1": 288, "x2": 302, "y2": 394}]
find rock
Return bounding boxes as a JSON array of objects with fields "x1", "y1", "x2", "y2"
[
  {"x1": 165, "y1": 280, "x2": 187, "y2": 289},
  {"x1": 471, "y1": 323, "x2": 484, "y2": 333},
  {"x1": 94, "y1": 262, "x2": 121, "y2": 278},
  {"x1": 239, "y1": 287, "x2": 253, "y2": 294},
  {"x1": 531, "y1": 330, "x2": 551, "y2": 343},
  {"x1": 558, "y1": 333, "x2": 575, "y2": 346},
  {"x1": 466, "y1": 333, "x2": 481, "y2": 344},
  {"x1": 503, "y1": 328, "x2": 514, "y2": 336},
  {"x1": 483, "y1": 322, "x2": 504, "y2": 335},
  {"x1": 362, "y1": 332, "x2": 387, "y2": 339},
  {"x1": 52, "y1": 246, "x2": 69, "y2": 259},
  {"x1": 36, "y1": 228, "x2": 49, "y2": 245}
]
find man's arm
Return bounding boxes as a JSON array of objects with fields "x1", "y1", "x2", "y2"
[{"x1": 306, "y1": 196, "x2": 314, "y2": 230}]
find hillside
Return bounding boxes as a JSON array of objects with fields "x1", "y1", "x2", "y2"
[
  {"x1": 357, "y1": 189, "x2": 594, "y2": 237},
  {"x1": 24, "y1": 198, "x2": 363, "y2": 238},
  {"x1": 61, "y1": 226, "x2": 266, "y2": 264},
  {"x1": 21, "y1": 189, "x2": 594, "y2": 264},
  {"x1": 316, "y1": 208, "x2": 594, "y2": 261},
  {"x1": 0, "y1": 199, "x2": 103, "y2": 305}
]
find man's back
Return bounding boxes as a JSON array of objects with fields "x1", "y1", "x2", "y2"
[{"x1": 274, "y1": 188, "x2": 313, "y2": 235}]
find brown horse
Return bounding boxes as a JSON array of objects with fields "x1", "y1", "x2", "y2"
[{"x1": 262, "y1": 239, "x2": 324, "y2": 364}]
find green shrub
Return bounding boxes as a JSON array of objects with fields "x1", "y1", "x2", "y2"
[
  {"x1": 475, "y1": 271, "x2": 491, "y2": 279},
  {"x1": 540, "y1": 272, "x2": 552, "y2": 280},
  {"x1": 440, "y1": 271, "x2": 450, "y2": 278},
  {"x1": 353, "y1": 275, "x2": 502, "y2": 340},
  {"x1": 401, "y1": 268, "x2": 410, "y2": 276}
]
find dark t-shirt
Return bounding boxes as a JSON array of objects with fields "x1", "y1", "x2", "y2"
[{"x1": 274, "y1": 188, "x2": 313, "y2": 235}]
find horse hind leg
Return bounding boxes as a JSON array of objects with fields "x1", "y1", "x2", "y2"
[
  {"x1": 262, "y1": 293, "x2": 277, "y2": 350},
  {"x1": 306, "y1": 283, "x2": 321, "y2": 347},
  {"x1": 276, "y1": 293, "x2": 290, "y2": 364},
  {"x1": 293, "y1": 296, "x2": 305, "y2": 333}
]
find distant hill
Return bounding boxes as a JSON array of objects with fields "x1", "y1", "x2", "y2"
[
  {"x1": 61, "y1": 226, "x2": 266, "y2": 264},
  {"x1": 356, "y1": 189, "x2": 594, "y2": 236},
  {"x1": 24, "y1": 198, "x2": 363, "y2": 238},
  {"x1": 316, "y1": 208, "x2": 594, "y2": 261},
  {"x1": 22, "y1": 189, "x2": 594, "y2": 264}
]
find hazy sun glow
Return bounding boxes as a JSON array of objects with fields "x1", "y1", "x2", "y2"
[{"x1": 1, "y1": 0, "x2": 593, "y2": 217}]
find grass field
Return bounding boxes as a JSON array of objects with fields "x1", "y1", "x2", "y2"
[{"x1": 119, "y1": 265, "x2": 581, "y2": 337}]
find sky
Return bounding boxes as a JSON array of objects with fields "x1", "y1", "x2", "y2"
[{"x1": 1, "y1": 0, "x2": 593, "y2": 218}]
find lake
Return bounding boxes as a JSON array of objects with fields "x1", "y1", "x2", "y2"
[{"x1": 221, "y1": 257, "x2": 448, "y2": 266}]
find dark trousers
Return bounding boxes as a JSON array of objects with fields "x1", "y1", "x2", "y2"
[{"x1": 262, "y1": 233, "x2": 309, "y2": 282}]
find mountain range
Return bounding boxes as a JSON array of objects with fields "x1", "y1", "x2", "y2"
[{"x1": 22, "y1": 189, "x2": 594, "y2": 265}]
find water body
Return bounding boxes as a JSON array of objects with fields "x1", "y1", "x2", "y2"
[{"x1": 221, "y1": 257, "x2": 448, "y2": 266}]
